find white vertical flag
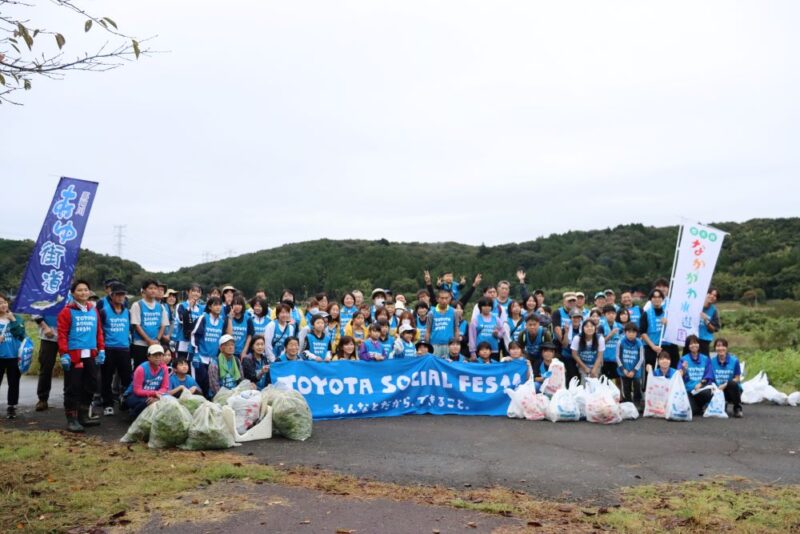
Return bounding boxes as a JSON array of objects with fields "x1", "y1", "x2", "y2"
[{"x1": 663, "y1": 222, "x2": 727, "y2": 345}]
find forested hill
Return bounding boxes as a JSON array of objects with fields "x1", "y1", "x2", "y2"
[{"x1": 2, "y1": 218, "x2": 799, "y2": 302}]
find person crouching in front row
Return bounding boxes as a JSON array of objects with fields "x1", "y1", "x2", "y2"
[
  {"x1": 208, "y1": 334, "x2": 244, "y2": 396},
  {"x1": 123, "y1": 344, "x2": 169, "y2": 420}
]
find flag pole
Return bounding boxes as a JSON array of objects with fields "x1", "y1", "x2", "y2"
[{"x1": 659, "y1": 223, "x2": 684, "y2": 349}]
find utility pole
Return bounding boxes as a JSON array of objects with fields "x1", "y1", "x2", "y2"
[
  {"x1": 202, "y1": 251, "x2": 213, "y2": 263},
  {"x1": 113, "y1": 225, "x2": 126, "y2": 258}
]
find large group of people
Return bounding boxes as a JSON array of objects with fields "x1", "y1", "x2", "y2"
[{"x1": 0, "y1": 267, "x2": 742, "y2": 433}]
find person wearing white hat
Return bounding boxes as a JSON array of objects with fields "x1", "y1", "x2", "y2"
[
  {"x1": 208, "y1": 334, "x2": 245, "y2": 396},
  {"x1": 392, "y1": 324, "x2": 418, "y2": 359},
  {"x1": 122, "y1": 343, "x2": 169, "y2": 420}
]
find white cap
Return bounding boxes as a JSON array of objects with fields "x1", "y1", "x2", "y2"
[
  {"x1": 147, "y1": 344, "x2": 165, "y2": 355},
  {"x1": 398, "y1": 324, "x2": 416, "y2": 334},
  {"x1": 218, "y1": 334, "x2": 235, "y2": 347}
]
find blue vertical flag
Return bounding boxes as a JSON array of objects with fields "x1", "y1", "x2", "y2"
[{"x1": 13, "y1": 177, "x2": 99, "y2": 315}]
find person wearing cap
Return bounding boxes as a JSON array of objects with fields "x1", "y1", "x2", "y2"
[
  {"x1": 122, "y1": 343, "x2": 169, "y2": 420},
  {"x1": 130, "y1": 279, "x2": 169, "y2": 369},
  {"x1": 560, "y1": 309, "x2": 584, "y2": 383},
  {"x1": 190, "y1": 296, "x2": 226, "y2": 396},
  {"x1": 392, "y1": 324, "x2": 418, "y2": 358},
  {"x1": 604, "y1": 289, "x2": 619, "y2": 312},
  {"x1": 161, "y1": 288, "x2": 179, "y2": 344},
  {"x1": 98, "y1": 283, "x2": 132, "y2": 416},
  {"x1": 358, "y1": 323, "x2": 387, "y2": 361},
  {"x1": 427, "y1": 289, "x2": 459, "y2": 358},
  {"x1": 32, "y1": 309, "x2": 60, "y2": 412},
  {"x1": 551, "y1": 293, "x2": 576, "y2": 361},
  {"x1": 208, "y1": 334, "x2": 245, "y2": 395},
  {"x1": 300, "y1": 314, "x2": 333, "y2": 362},
  {"x1": 575, "y1": 292, "x2": 589, "y2": 319},
  {"x1": 593, "y1": 292, "x2": 607, "y2": 310},
  {"x1": 369, "y1": 288, "x2": 386, "y2": 322},
  {"x1": 96, "y1": 278, "x2": 122, "y2": 312},
  {"x1": 415, "y1": 340, "x2": 434, "y2": 356}
]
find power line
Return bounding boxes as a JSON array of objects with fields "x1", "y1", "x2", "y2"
[{"x1": 113, "y1": 225, "x2": 126, "y2": 258}]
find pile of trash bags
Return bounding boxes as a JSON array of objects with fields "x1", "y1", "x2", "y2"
[
  {"x1": 121, "y1": 380, "x2": 313, "y2": 449},
  {"x1": 741, "y1": 371, "x2": 800, "y2": 406}
]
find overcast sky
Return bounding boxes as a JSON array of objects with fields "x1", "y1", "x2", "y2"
[{"x1": 3, "y1": 1, "x2": 799, "y2": 272}]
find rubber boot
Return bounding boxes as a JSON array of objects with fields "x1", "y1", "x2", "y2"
[
  {"x1": 78, "y1": 405, "x2": 100, "y2": 427},
  {"x1": 66, "y1": 411, "x2": 85, "y2": 433}
]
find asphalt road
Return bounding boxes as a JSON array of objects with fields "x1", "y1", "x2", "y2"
[{"x1": 5, "y1": 376, "x2": 799, "y2": 501}]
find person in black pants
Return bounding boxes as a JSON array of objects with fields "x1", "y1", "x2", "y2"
[
  {"x1": 33, "y1": 315, "x2": 59, "y2": 411},
  {"x1": 0, "y1": 294, "x2": 26, "y2": 419},
  {"x1": 709, "y1": 338, "x2": 744, "y2": 418},
  {"x1": 98, "y1": 284, "x2": 133, "y2": 416}
]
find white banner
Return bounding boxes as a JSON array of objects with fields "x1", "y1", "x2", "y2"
[{"x1": 663, "y1": 222, "x2": 726, "y2": 345}]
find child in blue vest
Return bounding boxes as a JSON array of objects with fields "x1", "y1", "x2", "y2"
[
  {"x1": 190, "y1": 296, "x2": 225, "y2": 398},
  {"x1": 57, "y1": 280, "x2": 106, "y2": 432},
  {"x1": 571, "y1": 319, "x2": 604, "y2": 381},
  {"x1": 359, "y1": 324, "x2": 387, "y2": 361},
  {"x1": 378, "y1": 320, "x2": 395, "y2": 356},
  {"x1": 647, "y1": 350, "x2": 680, "y2": 379},
  {"x1": 416, "y1": 341, "x2": 433, "y2": 356},
  {"x1": 475, "y1": 341, "x2": 493, "y2": 364},
  {"x1": 98, "y1": 283, "x2": 132, "y2": 416},
  {"x1": 501, "y1": 341, "x2": 532, "y2": 380},
  {"x1": 680, "y1": 334, "x2": 714, "y2": 415},
  {"x1": 242, "y1": 336, "x2": 271, "y2": 389},
  {"x1": 447, "y1": 338, "x2": 466, "y2": 362},
  {"x1": 616, "y1": 323, "x2": 645, "y2": 407},
  {"x1": 392, "y1": 325, "x2": 418, "y2": 359},
  {"x1": 302, "y1": 314, "x2": 333, "y2": 362},
  {"x1": 518, "y1": 314, "x2": 551, "y2": 369},
  {"x1": 436, "y1": 271, "x2": 465, "y2": 301},
  {"x1": 123, "y1": 343, "x2": 169, "y2": 420},
  {"x1": 532, "y1": 342, "x2": 559, "y2": 393},
  {"x1": 427, "y1": 290, "x2": 458, "y2": 357},
  {"x1": 710, "y1": 338, "x2": 743, "y2": 418},
  {"x1": 469, "y1": 297, "x2": 503, "y2": 361},
  {"x1": 208, "y1": 334, "x2": 244, "y2": 396},
  {"x1": 168, "y1": 357, "x2": 201, "y2": 396},
  {"x1": 600, "y1": 304, "x2": 622, "y2": 382},
  {"x1": 0, "y1": 293, "x2": 26, "y2": 419}
]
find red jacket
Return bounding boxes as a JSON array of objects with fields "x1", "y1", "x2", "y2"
[{"x1": 57, "y1": 301, "x2": 105, "y2": 364}]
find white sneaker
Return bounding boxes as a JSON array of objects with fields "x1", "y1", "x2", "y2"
[{"x1": 103, "y1": 406, "x2": 115, "y2": 416}]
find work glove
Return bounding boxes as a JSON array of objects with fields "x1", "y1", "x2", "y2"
[
  {"x1": 60, "y1": 354, "x2": 71, "y2": 372},
  {"x1": 96, "y1": 350, "x2": 106, "y2": 365}
]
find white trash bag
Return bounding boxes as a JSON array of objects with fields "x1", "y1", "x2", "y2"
[
  {"x1": 619, "y1": 402, "x2": 639, "y2": 420},
  {"x1": 521, "y1": 392, "x2": 549, "y2": 421},
  {"x1": 585, "y1": 381, "x2": 622, "y2": 424},
  {"x1": 599, "y1": 375, "x2": 621, "y2": 403},
  {"x1": 703, "y1": 386, "x2": 729, "y2": 419},
  {"x1": 741, "y1": 371, "x2": 767, "y2": 404},
  {"x1": 505, "y1": 380, "x2": 536, "y2": 419},
  {"x1": 567, "y1": 377, "x2": 587, "y2": 420},
  {"x1": 545, "y1": 388, "x2": 581, "y2": 422},
  {"x1": 788, "y1": 392, "x2": 800, "y2": 407},
  {"x1": 541, "y1": 360, "x2": 566, "y2": 397},
  {"x1": 643, "y1": 371, "x2": 670, "y2": 418},
  {"x1": 227, "y1": 389, "x2": 262, "y2": 435},
  {"x1": 665, "y1": 372, "x2": 692, "y2": 422}
]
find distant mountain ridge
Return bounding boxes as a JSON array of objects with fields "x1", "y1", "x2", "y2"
[{"x1": 2, "y1": 218, "x2": 798, "y2": 302}]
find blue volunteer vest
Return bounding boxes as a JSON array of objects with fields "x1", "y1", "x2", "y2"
[
  {"x1": 102, "y1": 305, "x2": 130, "y2": 349},
  {"x1": 252, "y1": 314, "x2": 270, "y2": 337},
  {"x1": 507, "y1": 317, "x2": 526, "y2": 343},
  {"x1": 67, "y1": 307, "x2": 99, "y2": 350},
  {"x1": 230, "y1": 315, "x2": 250, "y2": 355},
  {"x1": 340, "y1": 306, "x2": 358, "y2": 336},
  {"x1": 475, "y1": 315, "x2": 499, "y2": 351},
  {"x1": 219, "y1": 357, "x2": 239, "y2": 389},
  {"x1": 271, "y1": 321, "x2": 295, "y2": 358},
  {"x1": 0, "y1": 322, "x2": 16, "y2": 358},
  {"x1": 576, "y1": 339, "x2": 600, "y2": 365},
  {"x1": 252, "y1": 356, "x2": 269, "y2": 389},
  {"x1": 430, "y1": 307, "x2": 456, "y2": 345},
  {"x1": 305, "y1": 331, "x2": 332, "y2": 359},
  {"x1": 133, "y1": 300, "x2": 163, "y2": 342},
  {"x1": 626, "y1": 305, "x2": 642, "y2": 327},
  {"x1": 681, "y1": 353, "x2": 710, "y2": 391},
  {"x1": 197, "y1": 313, "x2": 224, "y2": 357},
  {"x1": 711, "y1": 354, "x2": 739, "y2": 385},
  {"x1": 601, "y1": 318, "x2": 622, "y2": 362},
  {"x1": 698, "y1": 304, "x2": 717, "y2": 341},
  {"x1": 380, "y1": 336, "x2": 395, "y2": 355},
  {"x1": 397, "y1": 340, "x2": 417, "y2": 358},
  {"x1": 644, "y1": 306, "x2": 664, "y2": 346},
  {"x1": 617, "y1": 338, "x2": 644, "y2": 378},
  {"x1": 363, "y1": 339, "x2": 385, "y2": 359},
  {"x1": 173, "y1": 301, "x2": 203, "y2": 343},
  {"x1": 124, "y1": 362, "x2": 165, "y2": 397},
  {"x1": 522, "y1": 327, "x2": 544, "y2": 358}
]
